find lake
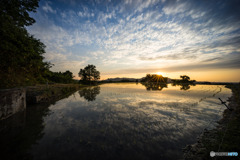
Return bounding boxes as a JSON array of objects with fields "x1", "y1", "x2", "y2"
[{"x1": 0, "y1": 83, "x2": 232, "y2": 160}]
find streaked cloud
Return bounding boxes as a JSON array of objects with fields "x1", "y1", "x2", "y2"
[
  {"x1": 42, "y1": 2, "x2": 57, "y2": 14},
  {"x1": 27, "y1": 0, "x2": 240, "y2": 81}
]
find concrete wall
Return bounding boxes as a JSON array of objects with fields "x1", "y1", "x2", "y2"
[{"x1": 0, "y1": 89, "x2": 26, "y2": 120}]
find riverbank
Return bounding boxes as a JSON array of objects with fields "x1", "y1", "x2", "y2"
[
  {"x1": 0, "y1": 83, "x2": 93, "y2": 120},
  {"x1": 182, "y1": 83, "x2": 240, "y2": 160},
  {"x1": 23, "y1": 84, "x2": 88, "y2": 105}
]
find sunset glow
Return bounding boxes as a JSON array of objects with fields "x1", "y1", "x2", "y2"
[
  {"x1": 26, "y1": 0, "x2": 240, "y2": 82},
  {"x1": 156, "y1": 72, "x2": 163, "y2": 76}
]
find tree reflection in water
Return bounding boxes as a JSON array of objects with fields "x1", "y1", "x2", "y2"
[
  {"x1": 172, "y1": 82, "x2": 196, "y2": 90},
  {"x1": 141, "y1": 82, "x2": 168, "y2": 91},
  {"x1": 78, "y1": 86, "x2": 100, "y2": 101}
]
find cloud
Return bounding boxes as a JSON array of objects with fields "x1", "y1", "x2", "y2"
[
  {"x1": 139, "y1": 53, "x2": 197, "y2": 61},
  {"x1": 89, "y1": 51, "x2": 105, "y2": 56},
  {"x1": 60, "y1": 12, "x2": 66, "y2": 18},
  {"x1": 42, "y1": 2, "x2": 56, "y2": 14},
  {"x1": 162, "y1": 0, "x2": 240, "y2": 35},
  {"x1": 103, "y1": 51, "x2": 240, "y2": 75},
  {"x1": 78, "y1": 5, "x2": 95, "y2": 18},
  {"x1": 119, "y1": 0, "x2": 160, "y2": 13},
  {"x1": 27, "y1": 0, "x2": 240, "y2": 79},
  {"x1": 201, "y1": 58, "x2": 222, "y2": 63}
]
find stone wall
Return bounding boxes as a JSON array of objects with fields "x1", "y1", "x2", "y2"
[{"x1": 0, "y1": 89, "x2": 26, "y2": 120}]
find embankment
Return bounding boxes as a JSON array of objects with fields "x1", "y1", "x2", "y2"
[
  {"x1": 182, "y1": 84, "x2": 240, "y2": 160},
  {"x1": 0, "y1": 84, "x2": 89, "y2": 120}
]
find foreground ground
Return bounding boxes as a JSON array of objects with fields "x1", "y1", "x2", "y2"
[{"x1": 182, "y1": 83, "x2": 240, "y2": 160}]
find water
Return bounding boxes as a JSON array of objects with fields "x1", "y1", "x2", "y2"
[{"x1": 0, "y1": 83, "x2": 232, "y2": 160}]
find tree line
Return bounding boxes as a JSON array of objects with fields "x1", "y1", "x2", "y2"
[
  {"x1": 0, "y1": 0, "x2": 100, "y2": 88},
  {"x1": 0, "y1": 0, "x2": 51, "y2": 88}
]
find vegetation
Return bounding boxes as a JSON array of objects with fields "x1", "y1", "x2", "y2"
[
  {"x1": 172, "y1": 83, "x2": 196, "y2": 90},
  {"x1": 180, "y1": 75, "x2": 190, "y2": 81},
  {"x1": 44, "y1": 70, "x2": 77, "y2": 84},
  {"x1": 0, "y1": 0, "x2": 47, "y2": 88},
  {"x1": 0, "y1": 0, "x2": 78, "y2": 88},
  {"x1": 78, "y1": 86, "x2": 100, "y2": 101},
  {"x1": 121, "y1": 78, "x2": 131, "y2": 82},
  {"x1": 141, "y1": 82, "x2": 167, "y2": 91},
  {"x1": 78, "y1": 64, "x2": 100, "y2": 85},
  {"x1": 172, "y1": 75, "x2": 196, "y2": 84},
  {"x1": 140, "y1": 74, "x2": 167, "y2": 83},
  {"x1": 200, "y1": 83, "x2": 240, "y2": 159}
]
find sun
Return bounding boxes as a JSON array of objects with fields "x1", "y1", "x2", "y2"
[{"x1": 156, "y1": 72, "x2": 163, "y2": 76}]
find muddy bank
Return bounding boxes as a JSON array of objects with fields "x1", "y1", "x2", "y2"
[{"x1": 182, "y1": 84, "x2": 240, "y2": 160}]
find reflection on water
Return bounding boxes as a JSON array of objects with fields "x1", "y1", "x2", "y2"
[
  {"x1": 171, "y1": 83, "x2": 196, "y2": 91},
  {"x1": 78, "y1": 86, "x2": 100, "y2": 101},
  {"x1": 141, "y1": 82, "x2": 168, "y2": 91},
  {"x1": 0, "y1": 83, "x2": 232, "y2": 160}
]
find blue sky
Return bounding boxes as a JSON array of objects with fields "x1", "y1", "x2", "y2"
[{"x1": 27, "y1": 0, "x2": 240, "y2": 82}]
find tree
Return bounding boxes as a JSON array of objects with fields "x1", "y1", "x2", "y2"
[
  {"x1": 143, "y1": 74, "x2": 167, "y2": 83},
  {"x1": 63, "y1": 70, "x2": 74, "y2": 79},
  {"x1": 0, "y1": 0, "x2": 39, "y2": 27},
  {"x1": 78, "y1": 69, "x2": 87, "y2": 83},
  {"x1": 78, "y1": 65, "x2": 100, "y2": 84},
  {"x1": 0, "y1": 0, "x2": 50, "y2": 88},
  {"x1": 180, "y1": 75, "x2": 190, "y2": 81}
]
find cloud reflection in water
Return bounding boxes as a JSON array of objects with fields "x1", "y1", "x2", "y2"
[{"x1": 28, "y1": 83, "x2": 231, "y2": 160}]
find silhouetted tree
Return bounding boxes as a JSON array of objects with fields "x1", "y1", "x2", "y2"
[
  {"x1": 142, "y1": 74, "x2": 167, "y2": 83},
  {"x1": 78, "y1": 64, "x2": 100, "y2": 84},
  {"x1": 180, "y1": 75, "x2": 190, "y2": 81},
  {"x1": 63, "y1": 70, "x2": 74, "y2": 79}
]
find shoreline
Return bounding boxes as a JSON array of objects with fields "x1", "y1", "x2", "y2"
[
  {"x1": 0, "y1": 84, "x2": 95, "y2": 121},
  {"x1": 181, "y1": 84, "x2": 240, "y2": 159}
]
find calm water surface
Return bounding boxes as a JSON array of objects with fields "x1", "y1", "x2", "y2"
[{"x1": 0, "y1": 83, "x2": 232, "y2": 160}]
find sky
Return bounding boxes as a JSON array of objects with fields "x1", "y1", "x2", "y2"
[{"x1": 27, "y1": 0, "x2": 240, "y2": 82}]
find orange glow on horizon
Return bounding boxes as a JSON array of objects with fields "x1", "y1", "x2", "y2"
[{"x1": 75, "y1": 69, "x2": 240, "y2": 82}]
